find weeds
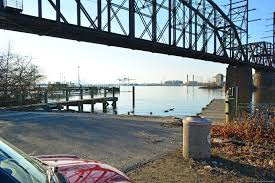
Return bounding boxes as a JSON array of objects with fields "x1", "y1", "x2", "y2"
[{"x1": 212, "y1": 111, "x2": 275, "y2": 145}]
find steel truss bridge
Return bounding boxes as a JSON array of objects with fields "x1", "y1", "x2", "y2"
[{"x1": 0, "y1": 0, "x2": 274, "y2": 71}]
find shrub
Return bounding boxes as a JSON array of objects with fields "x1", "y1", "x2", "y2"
[{"x1": 212, "y1": 111, "x2": 275, "y2": 145}]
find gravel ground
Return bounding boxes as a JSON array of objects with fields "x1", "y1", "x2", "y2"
[
  {"x1": 128, "y1": 144, "x2": 275, "y2": 182},
  {"x1": 128, "y1": 150, "x2": 255, "y2": 183},
  {"x1": 0, "y1": 111, "x2": 182, "y2": 171}
]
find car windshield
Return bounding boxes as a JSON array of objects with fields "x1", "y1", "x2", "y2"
[{"x1": 0, "y1": 138, "x2": 48, "y2": 183}]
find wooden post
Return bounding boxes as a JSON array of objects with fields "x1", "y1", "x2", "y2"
[
  {"x1": 90, "y1": 87, "x2": 95, "y2": 113},
  {"x1": 44, "y1": 91, "x2": 48, "y2": 103},
  {"x1": 103, "y1": 102, "x2": 107, "y2": 113},
  {"x1": 78, "y1": 102, "x2": 83, "y2": 112},
  {"x1": 80, "y1": 88, "x2": 83, "y2": 99},
  {"x1": 78, "y1": 103, "x2": 81, "y2": 112},
  {"x1": 111, "y1": 88, "x2": 117, "y2": 113},
  {"x1": 80, "y1": 88, "x2": 83, "y2": 110},
  {"x1": 66, "y1": 89, "x2": 69, "y2": 101},
  {"x1": 112, "y1": 101, "x2": 117, "y2": 110},
  {"x1": 104, "y1": 88, "x2": 107, "y2": 97},
  {"x1": 132, "y1": 86, "x2": 135, "y2": 108},
  {"x1": 91, "y1": 102, "x2": 95, "y2": 113},
  {"x1": 58, "y1": 104, "x2": 62, "y2": 112},
  {"x1": 66, "y1": 89, "x2": 69, "y2": 110},
  {"x1": 90, "y1": 87, "x2": 94, "y2": 98},
  {"x1": 112, "y1": 87, "x2": 115, "y2": 97}
]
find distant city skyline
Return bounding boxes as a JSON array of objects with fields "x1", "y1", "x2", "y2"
[{"x1": 0, "y1": 0, "x2": 274, "y2": 84}]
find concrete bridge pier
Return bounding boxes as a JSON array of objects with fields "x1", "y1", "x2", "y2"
[
  {"x1": 254, "y1": 70, "x2": 275, "y2": 89},
  {"x1": 254, "y1": 70, "x2": 275, "y2": 103},
  {"x1": 225, "y1": 65, "x2": 253, "y2": 104}
]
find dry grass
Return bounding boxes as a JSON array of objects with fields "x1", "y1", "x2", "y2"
[{"x1": 212, "y1": 112, "x2": 275, "y2": 145}]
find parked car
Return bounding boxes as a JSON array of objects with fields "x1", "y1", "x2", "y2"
[{"x1": 0, "y1": 138, "x2": 132, "y2": 183}]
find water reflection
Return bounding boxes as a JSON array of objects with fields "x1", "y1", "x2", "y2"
[
  {"x1": 254, "y1": 89, "x2": 275, "y2": 104},
  {"x1": 237, "y1": 88, "x2": 275, "y2": 116}
]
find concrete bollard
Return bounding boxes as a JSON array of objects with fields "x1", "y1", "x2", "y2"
[{"x1": 182, "y1": 116, "x2": 212, "y2": 159}]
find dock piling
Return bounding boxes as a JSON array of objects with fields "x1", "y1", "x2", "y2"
[
  {"x1": 80, "y1": 87, "x2": 84, "y2": 110},
  {"x1": 104, "y1": 89, "x2": 107, "y2": 97},
  {"x1": 132, "y1": 86, "x2": 135, "y2": 109},
  {"x1": 66, "y1": 89, "x2": 69, "y2": 110},
  {"x1": 90, "y1": 88, "x2": 95, "y2": 113},
  {"x1": 90, "y1": 87, "x2": 94, "y2": 98},
  {"x1": 103, "y1": 101, "x2": 107, "y2": 113},
  {"x1": 112, "y1": 87, "x2": 115, "y2": 97},
  {"x1": 80, "y1": 87, "x2": 83, "y2": 99},
  {"x1": 112, "y1": 101, "x2": 117, "y2": 110},
  {"x1": 91, "y1": 102, "x2": 95, "y2": 113},
  {"x1": 78, "y1": 102, "x2": 83, "y2": 112},
  {"x1": 44, "y1": 91, "x2": 48, "y2": 103}
]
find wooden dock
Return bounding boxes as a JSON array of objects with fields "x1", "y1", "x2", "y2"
[
  {"x1": 59, "y1": 97, "x2": 118, "y2": 113},
  {"x1": 199, "y1": 99, "x2": 225, "y2": 124},
  {"x1": 0, "y1": 97, "x2": 118, "y2": 113}
]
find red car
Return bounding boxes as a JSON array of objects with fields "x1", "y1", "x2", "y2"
[{"x1": 0, "y1": 138, "x2": 132, "y2": 183}]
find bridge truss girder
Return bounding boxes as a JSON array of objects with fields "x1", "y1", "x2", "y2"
[
  {"x1": 0, "y1": 0, "x2": 273, "y2": 71},
  {"x1": 244, "y1": 42, "x2": 275, "y2": 69}
]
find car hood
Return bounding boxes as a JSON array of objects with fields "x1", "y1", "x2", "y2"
[{"x1": 36, "y1": 155, "x2": 131, "y2": 183}]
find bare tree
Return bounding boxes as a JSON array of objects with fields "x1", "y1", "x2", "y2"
[{"x1": 0, "y1": 45, "x2": 44, "y2": 106}]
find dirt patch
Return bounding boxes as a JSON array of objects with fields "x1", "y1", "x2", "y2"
[{"x1": 127, "y1": 142, "x2": 275, "y2": 183}]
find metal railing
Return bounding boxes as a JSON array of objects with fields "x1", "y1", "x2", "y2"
[{"x1": 2, "y1": 0, "x2": 23, "y2": 10}]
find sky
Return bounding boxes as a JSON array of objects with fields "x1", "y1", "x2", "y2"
[{"x1": 0, "y1": 0, "x2": 274, "y2": 84}]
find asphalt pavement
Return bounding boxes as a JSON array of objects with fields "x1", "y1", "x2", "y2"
[{"x1": 0, "y1": 111, "x2": 181, "y2": 171}]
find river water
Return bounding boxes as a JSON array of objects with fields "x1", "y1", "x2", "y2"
[{"x1": 51, "y1": 86, "x2": 225, "y2": 117}]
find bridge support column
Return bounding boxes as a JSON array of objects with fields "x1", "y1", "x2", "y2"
[
  {"x1": 225, "y1": 65, "x2": 253, "y2": 103},
  {"x1": 254, "y1": 70, "x2": 275, "y2": 89},
  {"x1": 254, "y1": 70, "x2": 275, "y2": 103}
]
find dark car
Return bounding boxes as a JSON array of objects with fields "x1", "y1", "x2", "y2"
[{"x1": 0, "y1": 138, "x2": 132, "y2": 183}]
